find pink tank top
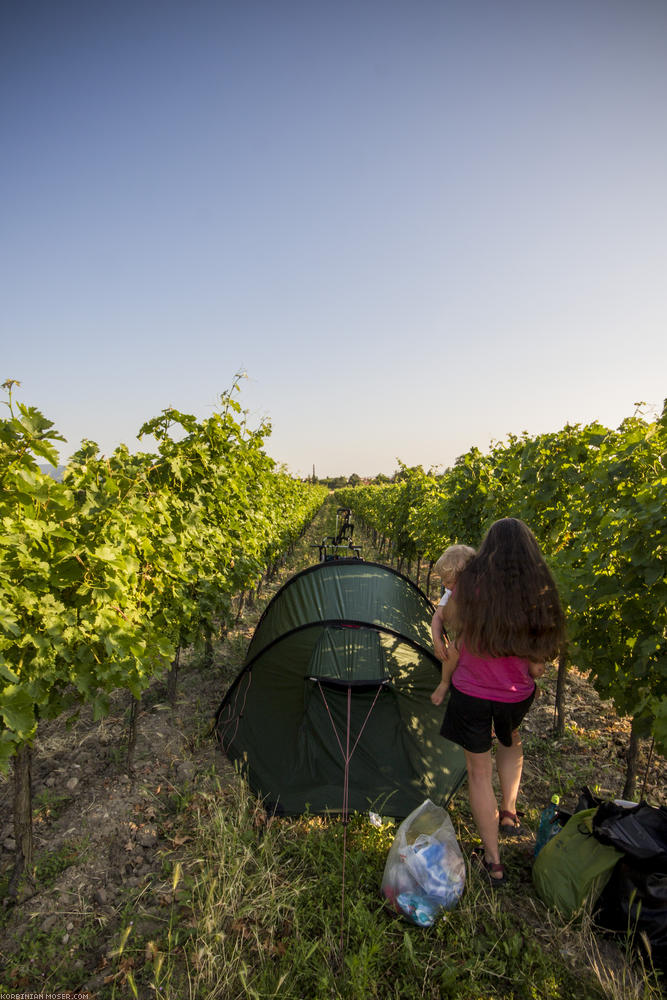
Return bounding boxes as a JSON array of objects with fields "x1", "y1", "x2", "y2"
[{"x1": 452, "y1": 645, "x2": 535, "y2": 703}]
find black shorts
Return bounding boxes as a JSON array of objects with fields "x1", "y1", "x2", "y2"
[{"x1": 440, "y1": 684, "x2": 535, "y2": 754}]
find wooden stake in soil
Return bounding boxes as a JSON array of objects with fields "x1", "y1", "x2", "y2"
[
  {"x1": 425, "y1": 560, "x2": 434, "y2": 600},
  {"x1": 8, "y1": 744, "x2": 33, "y2": 900},
  {"x1": 640, "y1": 737, "x2": 655, "y2": 802},
  {"x1": 623, "y1": 715, "x2": 641, "y2": 801},
  {"x1": 554, "y1": 653, "x2": 568, "y2": 737},
  {"x1": 126, "y1": 693, "x2": 140, "y2": 779},
  {"x1": 167, "y1": 646, "x2": 181, "y2": 706},
  {"x1": 204, "y1": 628, "x2": 214, "y2": 669}
]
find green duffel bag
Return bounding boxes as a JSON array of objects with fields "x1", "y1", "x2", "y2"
[{"x1": 532, "y1": 808, "x2": 623, "y2": 918}]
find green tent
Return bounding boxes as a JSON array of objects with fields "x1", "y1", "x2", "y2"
[{"x1": 215, "y1": 559, "x2": 466, "y2": 817}]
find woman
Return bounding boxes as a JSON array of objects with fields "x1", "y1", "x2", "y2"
[{"x1": 439, "y1": 518, "x2": 566, "y2": 884}]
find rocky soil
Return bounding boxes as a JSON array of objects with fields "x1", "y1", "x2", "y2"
[{"x1": 0, "y1": 629, "x2": 246, "y2": 995}]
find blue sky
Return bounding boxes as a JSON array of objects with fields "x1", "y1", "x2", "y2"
[{"x1": 3, "y1": 0, "x2": 666, "y2": 476}]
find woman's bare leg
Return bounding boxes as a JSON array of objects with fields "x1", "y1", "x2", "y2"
[
  {"x1": 464, "y1": 748, "x2": 502, "y2": 874},
  {"x1": 496, "y1": 729, "x2": 524, "y2": 824}
]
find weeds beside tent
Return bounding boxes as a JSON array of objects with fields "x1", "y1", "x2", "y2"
[{"x1": 215, "y1": 559, "x2": 466, "y2": 817}]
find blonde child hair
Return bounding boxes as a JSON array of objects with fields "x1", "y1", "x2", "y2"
[{"x1": 434, "y1": 544, "x2": 476, "y2": 583}]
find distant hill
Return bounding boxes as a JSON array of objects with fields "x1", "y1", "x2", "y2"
[{"x1": 39, "y1": 464, "x2": 66, "y2": 481}]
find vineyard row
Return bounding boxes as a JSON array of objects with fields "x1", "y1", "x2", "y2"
[{"x1": 335, "y1": 401, "x2": 667, "y2": 779}]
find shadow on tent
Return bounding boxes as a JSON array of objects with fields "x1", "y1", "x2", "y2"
[{"x1": 215, "y1": 557, "x2": 466, "y2": 819}]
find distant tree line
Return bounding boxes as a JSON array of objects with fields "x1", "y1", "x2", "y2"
[{"x1": 303, "y1": 471, "x2": 393, "y2": 489}]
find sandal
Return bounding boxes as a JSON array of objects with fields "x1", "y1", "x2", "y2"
[
  {"x1": 499, "y1": 809, "x2": 522, "y2": 836},
  {"x1": 472, "y1": 849, "x2": 506, "y2": 887}
]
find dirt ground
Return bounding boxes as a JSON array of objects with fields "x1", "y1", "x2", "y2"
[
  {"x1": 0, "y1": 519, "x2": 665, "y2": 996},
  {"x1": 0, "y1": 598, "x2": 260, "y2": 994}
]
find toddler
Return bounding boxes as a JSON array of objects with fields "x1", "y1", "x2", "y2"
[
  {"x1": 430, "y1": 544, "x2": 475, "y2": 705},
  {"x1": 438, "y1": 518, "x2": 565, "y2": 884},
  {"x1": 430, "y1": 543, "x2": 546, "y2": 706}
]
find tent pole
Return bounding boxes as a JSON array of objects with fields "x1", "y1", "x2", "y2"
[
  {"x1": 313, "y1": 678, "x2": 387, "y2": 959},
  {"x1": 339, "y1": 684, "x2": 352, "y2": 956}
]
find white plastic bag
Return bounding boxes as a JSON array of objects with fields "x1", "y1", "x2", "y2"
[{"x1": 381, "y1": 799, "x2": 465, "y2": 926}]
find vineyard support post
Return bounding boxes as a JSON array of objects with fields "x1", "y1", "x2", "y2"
[
  {"x1": 126, "y1": 693, "x2": 140, "y2": 778},
  {"x1": 204, "y1": 628, "x2": 214, "y2": 669},
  {"x1": 167, "y1": 646, "x2": 181, "y2": 706},
  {"x1": 554, "y1": 653, "x2": 568, "y2": 737},
  {"x1": 8, "y1": 745, "x2": 33, "y2": 900},
  {"x1": 623, "y1": 715, "x2": 641, "y2": 801}
]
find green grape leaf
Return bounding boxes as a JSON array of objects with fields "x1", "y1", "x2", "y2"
[{"x1": 0, "y1": 684, "x2": 36, "y2": 736}]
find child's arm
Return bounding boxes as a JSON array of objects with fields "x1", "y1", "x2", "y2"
[
  {"x1": 431, "y1": 643, "x2": 460, "y2": 706},
  {"x1": 527, "y1": 660, "x2": 545, "y2": 701}
]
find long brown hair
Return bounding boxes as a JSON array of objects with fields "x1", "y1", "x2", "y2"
[{"x1": 454, "y1": 517, "x2": 565, "y2": 661}]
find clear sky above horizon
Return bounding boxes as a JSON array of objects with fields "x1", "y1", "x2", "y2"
[{"x1": 3, "y1": 0, "x2": 666, "y2": 477}]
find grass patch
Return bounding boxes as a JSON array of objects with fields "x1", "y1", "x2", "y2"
[
  {"x1": 0, "y1": 836, "x2": 87, "y2": 913},
  {"x1": 103, "y1": 778, "x2": 662, "y2": 1000},
  {"x1": 0, "y1": 912, "x2": 100, "y2": 995},
  {"x1": 33, "y1": 837, "x2": 88, "y2": 889},
  {"x1": 33, "y1": 789, "x2": 72, "y2": 824}
]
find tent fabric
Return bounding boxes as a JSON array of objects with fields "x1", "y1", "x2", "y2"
[
  {"x1": 244, "y1": 560, "x2": 436, "y2": 665},
  {"x1": 215, "y1": 559, "x2": 467, "y2": 817}
]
